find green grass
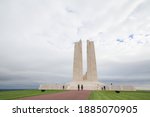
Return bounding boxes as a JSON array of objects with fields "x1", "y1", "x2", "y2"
[
  {"x1": 0, "y1": 90, "x2": 65, "y2": 100},
  {"x1": 89, "y1": 91, "x2": 150, "y2": 100}
]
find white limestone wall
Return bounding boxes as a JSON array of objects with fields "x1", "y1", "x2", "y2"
[
  {"x1": 66, "y1": 81, "x2": 105, "y2": 90},
  {"x1": 39, "y1": 84, "x2": 136, "y2": 91},
  {"x1": 39, "y1": 84, "x2": 65, "y2": 90},
  {"x1": 108, "y1": 85, "x2": 136, "y2": 91}
]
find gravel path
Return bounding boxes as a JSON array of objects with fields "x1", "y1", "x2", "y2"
[{"x1": 19, "y1": 90, "x2": 91, "y2": 100}]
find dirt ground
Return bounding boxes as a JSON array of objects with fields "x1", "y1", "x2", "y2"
[{"x1": 19, "y1": 90, "x2": 91, "y2": 100}]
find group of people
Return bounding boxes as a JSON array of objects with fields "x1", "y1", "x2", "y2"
[
  {"x1": 78, "y1": 84, "x2": 83, "y2": 91},
  {"x1": 63, "y1": 85, "x2": 107, "y2": 90},
  {"x1": 62, "y1": 84, "x2": 84, "y2": 91},
  {"x1": 101, "y1": 86, "x2": 106, "y2": 90}
]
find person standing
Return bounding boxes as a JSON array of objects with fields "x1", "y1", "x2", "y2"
[
  {"x1": 78, "y1": 84, "x2": 80, "y2": 91},
  {"x1": 81, "y1": 85, "x2": 83, "y2": 90},
  {"x1": 104, "y1": 86, "x2": 106, "y2": 90}
]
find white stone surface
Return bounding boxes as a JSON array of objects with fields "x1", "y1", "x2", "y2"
[
  {"x1": 66, "y1": 81, "x2": 105, "y2": 90},
  {"x1": 87, "y1": 40, "x2": 98, "y2": 81},
  {"x1": 73, "y1": 40, "x2": 83, "y2": 81},
  {"x1": 108, "y1": 85, "x2": 136, "y2": 91},
  {"x1": 39, "y1": 84, "x2": 65, "y2": 90}
]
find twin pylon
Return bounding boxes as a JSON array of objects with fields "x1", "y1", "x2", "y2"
[
  {"x1": 39, "y1": 39, "x2": 103, "y2": 91},
  {"x1": 73, "y1": 40, "x2": 98, "y2": 82},
  {"x1": 39, "y1": 40, "x2": 136, "y2": 91}
]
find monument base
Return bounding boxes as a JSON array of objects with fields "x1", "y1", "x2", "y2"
[
  {"x1": 66, "y1": 81, "x2": 105, "y2": 90},
  {"x1": 39, "y1": 82, "x2": 136, "y2": 91}
]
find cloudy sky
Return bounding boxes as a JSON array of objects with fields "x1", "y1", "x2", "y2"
[{"x1": 0, "y1": 0, "x2": 150, "y2": 89}]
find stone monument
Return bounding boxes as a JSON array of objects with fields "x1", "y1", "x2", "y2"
[
  {"x1": 39, "y1": 39, "x2": 136, "y2": 91},
  {"x1": 66, "y1": 40, "x2": 104, "y2": 90}
]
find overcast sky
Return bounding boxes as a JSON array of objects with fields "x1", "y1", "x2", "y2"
[{"x1": 0, "y1": 0, "x2": 150, "y2": 89}]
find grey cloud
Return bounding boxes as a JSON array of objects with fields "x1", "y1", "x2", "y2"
[{"x1": 98, "y1": 60, "x2": 150, "y2": 81}]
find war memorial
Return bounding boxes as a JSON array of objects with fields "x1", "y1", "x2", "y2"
[{"x1": 39, "y1": 40, "x2": 135, "y2": 91}]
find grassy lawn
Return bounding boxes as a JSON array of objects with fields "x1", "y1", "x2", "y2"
[
  {"x1": 0, "y1": 90, "x2": 65, "y2": 100},
  {"x1": 89, "y1": 91, "x2": 150, "y2": 100}
]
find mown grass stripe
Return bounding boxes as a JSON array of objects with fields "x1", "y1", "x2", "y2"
[
  {"x1": 0, "y1": 90, "x2": 65, "y2": 100},
  {"x1": 89, "y1": 91, "x2": 150, "y2": 100}
]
